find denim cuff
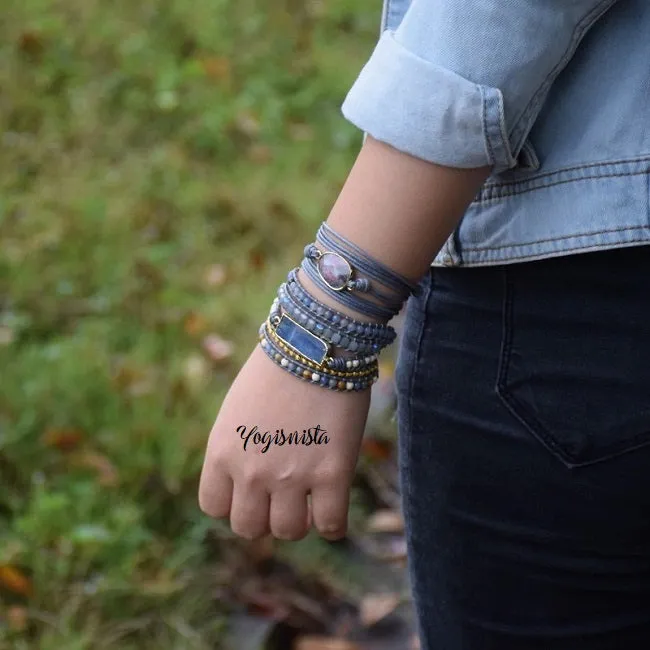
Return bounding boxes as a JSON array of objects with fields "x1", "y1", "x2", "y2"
[{"x1": 341, "y1": 30, "x2": 517, "y2": 173}]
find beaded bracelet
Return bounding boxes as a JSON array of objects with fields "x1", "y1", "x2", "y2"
[
  {"x1": 264, "y1": 301, "x2": 379, "y2": 372},
  {"x1": 259, "y1": 319, "x2": 379, "y2": 392},
  {"x1": 260, "y1": 322, "x2": 379, "y2": 389},
  {"x1": 259, "y1": 338, "x2": 378, "y2": 392},
  {"x1": 286, "y1": 267, "x2": 396, "y2": 347},
  {"x1": 276, "y1": 286, "x2": 379, "y2": 362},
  {"x1": 267, "y1": 299, "x2": 378, "y2": 371},
  {"x1": 261, "y1": 318, "x2": 378, "y2": 379},
  {"x1": 255, "y1": 221, "x2": 412, "y2": 392},
  {"x1": 277, "y1": 281, "x2": 391, "y2": 359}
]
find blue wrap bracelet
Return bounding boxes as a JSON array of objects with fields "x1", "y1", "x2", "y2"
[
  {"x1": 300, "y1": 257, "x2": 398, "y2": 321},
  {"x1": 318, "y1": 221, "x2": 422, "y2": 297},
  {"x1": 282, "y1": 268, "x2": 396, "y2": 349},
  {"x1": 286, "y1": 267, "x2": 395, "y2": 345},
  {"x1": 304, "y1": 243, "x2": 404, "y2": 311}
]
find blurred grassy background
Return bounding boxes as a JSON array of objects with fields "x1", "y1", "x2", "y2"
[{"x1": 0, "y1": 0, "x2": 382, "y2": 647}]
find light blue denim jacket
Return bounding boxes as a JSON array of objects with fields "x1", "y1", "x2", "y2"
[{"x1": 341, "y1": 0, "x2": 650, "y2": 267}]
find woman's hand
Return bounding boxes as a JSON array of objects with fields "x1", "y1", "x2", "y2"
[{"x1": 198, "y1": 342, "x2": 371, "y2": 541}]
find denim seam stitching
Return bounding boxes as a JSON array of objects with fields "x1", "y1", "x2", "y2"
[
  {"x1": 483, "y1": 155, "x2": 650, "y2": 188},
  {"x1": 647, "y1": 165, "x2": 650, "y2": 229},
  {"x1": 475, "y1": 169, "x2": 650, "y2": 203},
  {"x1": 496, "y1": 88, "x2": 515, "y2": 169},
  {"x1": 495, "y1": 270, "x2": 579, "y2": 467},
  {"x1": 480, "y1": 86, "x2": 495, "y2": 167},
  {"x1": 438, "y1": 242, "x2": 650, "y2": 267},
  {"x1": 462, "y1": 226, "x2": 650, "y2": 253},
  {"x1": 380, "y1": 0, "x2": 392, "y2": 34},
  {"x1": 460, "y1": 239, "x2": 650, "y2": 263},
  {"x1": 496, "y1": 269, "x2": 650, "y2": 468},
  {"x1": 465, "y1": 234, "x2": 650, "y2": 260}
]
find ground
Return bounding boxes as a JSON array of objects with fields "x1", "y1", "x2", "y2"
[{"x1": 0, "y1": 1, "x2": 401, "y2": 648}]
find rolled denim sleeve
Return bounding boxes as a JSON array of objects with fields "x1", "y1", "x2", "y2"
[{"x1": 341, "y1": 0, "x2": 620, "y2": 172}]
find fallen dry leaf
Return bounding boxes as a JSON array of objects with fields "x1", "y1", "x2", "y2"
[
  {"x1": 6, "y1": 606, "x2": 28, "y2": 631},
  {"x1": 0, "y1": 326, "x2": 15, "y2": 345},
  {"x1": 354, "y1": 534, "x2": 408, "y2": 564},
  {"x1": 248, "y1": 144, "x2": 273, "y2": 164},
  {"x1": 41, "y1": 428, "x2": 84, "y2": 452},
  {"x1": 111, "y1": 361, "x2": 158, "y2": 397},
  {"x1": 0, "y1": 565, "x2": 33, "y2": 597},
  {"x1": 127, "y1": 374, "x2": 157, "y2": 397},
  {"x1": 378, "y1": 359, "x2": 394, "y2": 377},
  {"x1": 289, "y1": 123, "x2": 314, "y2": 142},
  {"x1": 247, "y1": 534, "x2": 275, "y2": 563},
  {"x1": 248, "y1": 248, "x2": 266, "y2": 271},
  {"x1": 294, "y1": 636, "x2": 361, "y2": 650},
  {"x1": 17, "y1": 30, "x2": 44, "y2": 57},
  {"x1": 183, "y1": 354, "x2": 211, "y2": 392},
  {"x1": 199, "y1": 56, "x2": 231, "y2": 82},
  {"x1": 359, "y1": 592, "x2": 401, "y2": 627},
  {"x1": 360, "y1": 437, "x2": 393, "y2": 461},
  {"x1": 234, "y1": 110, "x2": 261, "y2": 137},
  {"x1": 69, "y1": 451, "x2": 119, "y2": 487},
  {"x1": 203, "y1": 264, "x2": 227, "y2": 288},
  {"x1": 202, "y1": 334, "x2": 234, "y2": 362},
  {"x1": 239, "y1": 577, "x2": 292, "y2": 620},
  {"x1": 184, "y1": 311, "x2": 208, "y2": 336},
  {"x1": 366, "y1": 509, "x2": 404, "y2": 534}
]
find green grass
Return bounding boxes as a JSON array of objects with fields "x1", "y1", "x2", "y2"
[{"x1": 0, "y1": 0, "x2": 379, "y2": 646}]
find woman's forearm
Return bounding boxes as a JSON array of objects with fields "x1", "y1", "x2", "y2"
[{"x1": 296, "y1": 135, "x2": 492, "y2": 324}]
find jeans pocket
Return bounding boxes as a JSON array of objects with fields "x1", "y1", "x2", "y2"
[
  {"x1": 495, "y1": 265, "x2": 650, "y2": 468},
  {"x1": 394, "y1": 268, "x2": 433, "y2": 397}
]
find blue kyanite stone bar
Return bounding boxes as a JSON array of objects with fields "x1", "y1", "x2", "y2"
[{"x1": 275, "y1": 314, "x2": 328, "y2": 365}]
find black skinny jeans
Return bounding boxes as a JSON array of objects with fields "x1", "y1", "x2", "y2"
[{"x1": 395, "y1": 246, "x2": 650, "y2": 649}]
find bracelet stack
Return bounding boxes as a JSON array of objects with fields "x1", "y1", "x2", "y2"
[{"x1": 258, "y1": 221, "x2": 417, "y2": 392}]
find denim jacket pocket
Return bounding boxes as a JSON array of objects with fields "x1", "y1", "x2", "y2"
[
  {"x1": 495, "y1": 263, "x2": 650, "y2": 468},
  {"x1": 514, "y1": 138, "x2": 540, "y2": 171}
]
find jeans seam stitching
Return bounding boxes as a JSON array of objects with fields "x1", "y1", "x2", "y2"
[
  {"x1": 495, "y1": 269, "x2": 580, "y2": 467},
  {"x1": 404, "y1": 269, "x2": 435, "y2": 522},
  {"x1": 494, "y1": 270, "x2": 650, "y2": 469}
]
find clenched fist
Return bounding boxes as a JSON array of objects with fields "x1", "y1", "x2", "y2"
[{"x1": 198, "y1": 342, "x2": 371, "y2": 541}]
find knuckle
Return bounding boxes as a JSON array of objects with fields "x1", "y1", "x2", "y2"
[
  {"x1": 240, "y1": 467, "x2": 266, "y2": 488},
  {"x1": 314, "y1": 465, "x2": 341, "y2": 485}
]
